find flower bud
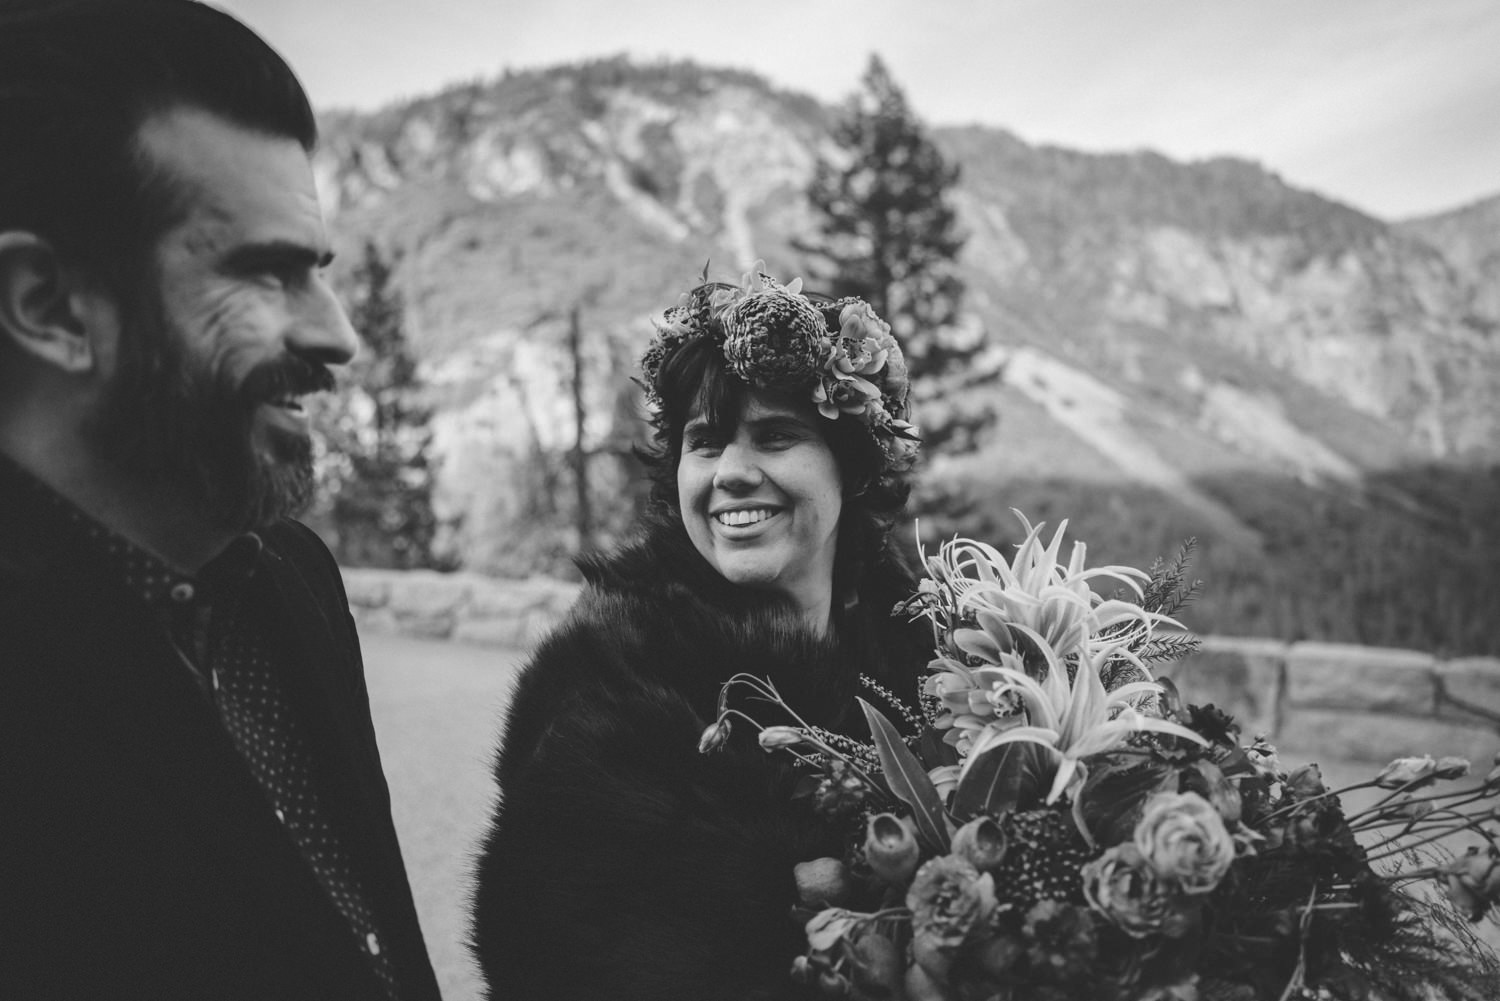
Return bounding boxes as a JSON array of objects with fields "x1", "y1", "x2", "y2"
[
  {"x1": 697, "y1": 718, "x2": 731, "y2": 754},
  {"x1": 757, "y1": 725, "x2": 803, "y2": 750},
  {"x1": 848, "y1": 932, "x2": 903, "y2": 996},
  {"x1": 1435, "y1": 756, "x2": 1471, "y2": 780},
  {"x1": 1385, "y1": 793, "x2": 1434, "y2": 821},
  {"x1": 817, "y1": 970, "x2": 851, "y2": 997},
  {"x1": 971, "y1": 934, "x2": 1024, "y2": 980},
  {"x1": 949, "y1": 815, "x2": 1008, "y2": 872},
  {"x1": 1190, "y1": 759, "x2": 1243, "y2": 824},
  {"x1": 1444, "y1": 846, "x2": 1500, "y2": 921},
  {"x1": 1375, "y1": 755, "x2": 1439, "y2": 790},
  {"x1": 865, "y1": 813, "x2": 920, "y2": 885},
  {"x1": 794, "y1": 858, "x2": 853, "y2": 907},
  {"x1": 1286, "y1": 763, "x2": 1326, "y2": 799},
  {"x1": 904, "y1": 962, "x2": 952, "y2": 1001},
  {"x1": 1245, "y1": 736, "x2": 1282, "y2": 778},
  {"x1": 928, "y1": 764, "x2": 961, "y2": 803}
]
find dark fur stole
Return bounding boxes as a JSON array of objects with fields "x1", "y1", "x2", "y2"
[{"x1": 469, "y1": 522, "x2": 928, "y2": 1000}]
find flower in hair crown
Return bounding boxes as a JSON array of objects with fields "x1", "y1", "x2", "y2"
[{"x1": 641, "y1": 262, "x2": 921, "y2": 472}]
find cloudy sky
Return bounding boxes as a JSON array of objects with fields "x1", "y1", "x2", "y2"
[{"x1": 223, "y1": 0, "x2": 1499, "y2": 220}]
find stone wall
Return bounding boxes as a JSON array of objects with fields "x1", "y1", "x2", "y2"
[
  {"x1": 1160, "y1": 637, "x2": 1500, "y2": 764},
  {"x1": 342, "y1": 568, "x2": 1500, "y2": 764},
  {"x1": 342, "y1": 568, "x2": 581, "y2": 652}
]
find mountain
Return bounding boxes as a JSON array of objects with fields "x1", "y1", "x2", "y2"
[
  {"x1": 308, "y1": 57, "x2": 1500, "y2": 653},
  {"x1": 1397, "y1": 193, "x2": 1500, "y2": 335}
]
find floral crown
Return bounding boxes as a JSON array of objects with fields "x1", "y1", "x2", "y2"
[{"x1": 640, "y1": 263, "x2": 922, "y2": 473}]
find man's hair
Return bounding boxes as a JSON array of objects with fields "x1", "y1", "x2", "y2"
[{"x1": 0, "y1": 0, "x2": 317, "y2": 290}]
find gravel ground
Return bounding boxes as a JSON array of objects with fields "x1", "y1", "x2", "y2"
[
  {"x1": 361, "y1": 633, "x2": 1499, "y2": 1000},
  {"x1": 364, "y1": 633, "x2": 526, "y2": 1001}
]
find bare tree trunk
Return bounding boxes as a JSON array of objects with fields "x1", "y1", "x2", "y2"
[{"x1": 568, "y1": 304, "x2": 592, "y2": 551}]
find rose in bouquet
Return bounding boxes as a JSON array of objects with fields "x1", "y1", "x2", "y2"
[{"x1": 701, "y1": 513, "x2": 1500, "y2": 1000}]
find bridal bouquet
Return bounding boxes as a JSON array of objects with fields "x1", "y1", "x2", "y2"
[{"x1": 699, "y1": 514, "x2": 1500, "y2": 1000}]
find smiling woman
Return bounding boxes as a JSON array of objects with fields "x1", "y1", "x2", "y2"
[
  {"x1": 469, "y1": 264, "x2": 928, "y2": 999},
  {"x1": 678, "y1": 396, "x2": 846, "y2": 630}
]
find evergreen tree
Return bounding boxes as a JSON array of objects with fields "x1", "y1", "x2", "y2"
[
  {"x1": 799, "y1": 55, "x2": 969, "y2": 378},
  {"x1": 316, "y1": 240, "x2": 440, "y2": 569}
]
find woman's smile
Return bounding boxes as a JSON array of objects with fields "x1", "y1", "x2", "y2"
[{"x1": 712, "y1": 506, "x2": 781, "y2": 530}]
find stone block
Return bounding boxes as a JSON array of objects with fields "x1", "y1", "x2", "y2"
[
  {"x1": 1276, "y1": 709, "x2": 1499, "y2": 766},
  {"x1": 340, "y1": 570, "x2": 391, "y2": 609},
  {"x1": 386, "y1": 571, "x2": 474, "y2": 621},
  {"x1": 465, "y1": 579, "x2": 526, "y2": 619},
  {"x1": 350, "y1": 605, "x2": 399, "y2": 636},
  {"x1": 465, "y1": 576, "x2": 571, "y2": 618},
  {"x1": 1156, "y1": 636, "x2": 1286, "y2": 737},
  {"x1": 452, "y1": 616, "x2": 529, "y2": 650},
  {"x1": 1437, "y1": 658, "x2": 1500, "y2": 722},
  {"x1": 391, "y1": 609, "x2": 454, "y2": 640},
  {"x1": 1285, "y1": 642, "x2": 1436, "y2": 714},
  {"x1": 534, "y1": 579, "x2": 583, "y2": 617}
]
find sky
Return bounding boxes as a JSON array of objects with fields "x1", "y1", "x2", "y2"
[{"x1": 222, "y1": 0, "x2": 1500, "y2": 220}]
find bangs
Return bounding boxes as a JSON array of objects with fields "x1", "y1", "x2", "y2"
[{"x1": 659, "y1": 336, "x2": 747, "y2": 433}]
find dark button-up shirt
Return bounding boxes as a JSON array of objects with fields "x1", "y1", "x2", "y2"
[{"x1": 0, "y1": 456, "x2": 400, "y2": 998}]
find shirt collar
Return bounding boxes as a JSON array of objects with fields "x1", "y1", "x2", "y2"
[{"x1": 0, "y1": 451, "x2": 262, "y2": 610}]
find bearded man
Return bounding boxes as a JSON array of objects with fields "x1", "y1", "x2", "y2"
[{"x1": 0, "y1": 3, "x2": 441, "y2": 999}]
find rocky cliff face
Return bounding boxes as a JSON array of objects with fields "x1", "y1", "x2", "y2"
[{"x1": 308, "y1": 58, "x2": 1499, "y2": 576}]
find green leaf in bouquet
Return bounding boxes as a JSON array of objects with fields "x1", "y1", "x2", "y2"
[
  {"x1": 951, "y1": 740, "x2": 1051, "y2": 822},
  {"x1": 1077, "y1": 753, "x2": 1177, "y2": 846},
  {"x1": 859, "y1": 697, "x2": 951, "y2": 853},
  {"x1": 844, "y1": 928, "x2": 904, "y2": 999}
]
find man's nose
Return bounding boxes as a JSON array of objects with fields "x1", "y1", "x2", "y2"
[
  {"x1": 712, "y1": 440, "x2": 763, "y2": 491},
  {"x1": 288, "y1": 274, "x2": 360, "y2": 366}
]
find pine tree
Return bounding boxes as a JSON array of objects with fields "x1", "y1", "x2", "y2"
[
  {"x1": 316, "y1": 240, "x2": 440, "y2": 569},
  {"x1": 799, "y1": 55, "x2": 969, "y2": 378}
]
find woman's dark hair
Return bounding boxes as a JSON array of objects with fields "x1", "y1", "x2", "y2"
[
  {"x1": 637, "y1": 330, "x2": 915, "y2": 596},
  {"x1": 0, "y1": 0, "x2": 317, "y2": 292}
]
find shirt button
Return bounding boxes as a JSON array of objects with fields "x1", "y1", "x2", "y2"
[
  {"x1": 170, "y1": 582, "x2": 195, "y2": 603},
  {"x1": 366, "y1": 932, "x2": 381, "y2": 956}
]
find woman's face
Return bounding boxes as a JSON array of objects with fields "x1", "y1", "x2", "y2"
[{"x1": 677, "y1": 391, "x2": 844, "y2": 626}]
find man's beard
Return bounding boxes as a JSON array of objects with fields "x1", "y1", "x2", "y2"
[{"x1": 85, "y1": 301, "x2": 335, "y2": 535}]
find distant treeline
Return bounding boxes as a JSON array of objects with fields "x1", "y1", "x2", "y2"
[{"x1": 910, "y1": 463, "x2": 1500, "y2": 658}]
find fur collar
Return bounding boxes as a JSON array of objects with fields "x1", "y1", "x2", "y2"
[{"x1": 565, "y1": 512, "x2": 928, "y2": 731}]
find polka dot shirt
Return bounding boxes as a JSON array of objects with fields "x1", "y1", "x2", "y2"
[{"x1": 7, "y1": 458, "x2": 400, "y2": 999}]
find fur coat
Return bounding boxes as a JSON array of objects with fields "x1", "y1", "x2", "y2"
[{"x1": 470, "y1": 517, "x2": 930, "y2": 1000}]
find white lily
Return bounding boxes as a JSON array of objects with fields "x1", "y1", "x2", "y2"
[
  {"x1": 958, "y1": 624, "x2": 1207, "y2": 805},
  {"x1": 917, "y1": 513, "x2": 1188, "y2": 750}
]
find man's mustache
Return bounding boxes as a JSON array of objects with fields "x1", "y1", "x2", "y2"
[{"x1": 238, "y1": 355, "x2": 337, "y2": 405}]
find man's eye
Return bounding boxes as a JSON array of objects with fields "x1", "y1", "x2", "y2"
[{"x1": 271, "y1": 264, "x2": 309, "y2": 287}]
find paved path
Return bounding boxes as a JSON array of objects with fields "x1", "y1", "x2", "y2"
[
  {"x1": 364, "y1": 633, "x2": 527, "y2": 1001},
  {"x1": 361, "y1": 633, "x2": 1498, "y2": 999}
]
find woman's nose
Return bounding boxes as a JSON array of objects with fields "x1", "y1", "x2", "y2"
[{"x1": 712, "y1": 441, "x2": 763, "y2": 491}]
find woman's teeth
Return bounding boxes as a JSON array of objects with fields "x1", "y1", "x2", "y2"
[{"x1": 715, "y1": 509, "x2": 774, "y2": 527}]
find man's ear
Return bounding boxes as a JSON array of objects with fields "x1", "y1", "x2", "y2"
[{"x1": 0, "y1": 231, "x2": 116, "y2": 375}]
